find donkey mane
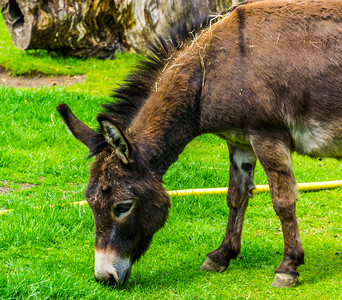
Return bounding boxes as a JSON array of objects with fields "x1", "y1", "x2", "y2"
[
  {"x1": 88, "y1": 15, "x2": 224, "y2": 158},
  {"x1": 103, "y1": 15, "x2": 216, "y2": 128}
]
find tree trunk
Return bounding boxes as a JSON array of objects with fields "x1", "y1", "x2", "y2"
[
  {"x1": 0, "y1": 0, "x2": 234, "y2": 59},
  {"x1": 121, "y1": 0, "x2": 233, "y2": 51},
  {"x1": 0, "y1": 0, "x2": 124, "y2": 59}
]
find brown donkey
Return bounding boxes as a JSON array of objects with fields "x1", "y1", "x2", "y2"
[{"x1": 58, "y1": 0, "x2": 342, "y2": 288}]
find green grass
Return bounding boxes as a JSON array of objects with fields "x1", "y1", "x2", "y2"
[{"x1": 0, "y1": 15, "x2": 341, "y2": 300}]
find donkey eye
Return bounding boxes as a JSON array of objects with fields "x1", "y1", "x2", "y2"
[{"x1": 113, "y1": 200, "x2": 135, "y2": 218}]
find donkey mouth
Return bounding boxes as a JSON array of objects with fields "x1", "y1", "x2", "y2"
[
  {"x1": 94, "y1": 250, "x2": 132, "y2": 288},
  {"x1": 103, "y1": 266, "x2": 131, "y2": 288}
]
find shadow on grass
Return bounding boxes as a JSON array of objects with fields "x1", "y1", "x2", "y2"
[{"x1": 121, "y1": 237, "x2": 341, "y2": 292}]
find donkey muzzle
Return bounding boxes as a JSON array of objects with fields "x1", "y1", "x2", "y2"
[{"x1": 94, "y1": 249, "x2": 131, "y2": 288}]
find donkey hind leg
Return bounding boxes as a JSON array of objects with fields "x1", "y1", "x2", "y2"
[
  {"x1": 250, "y1": 133, "x2": 304, "y2": 288},
  {"x1": 200, "y1": 144, "x2": 257, "y2": 273}
]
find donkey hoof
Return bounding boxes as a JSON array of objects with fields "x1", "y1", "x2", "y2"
[
  {"x1": 271, "y1": 273, "x2": 299, "y2": 288},
  {"x1": 200, "y1": 257, "x2": 227, "y2": 273}
]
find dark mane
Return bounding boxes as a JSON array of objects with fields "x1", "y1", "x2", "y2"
[
  {"x1": 99, "y1": 1, "x2": 262, "y2": 134},
  {"x1": 88, "y1": 15, "x2": 221, "y2": 157},
  {"x1": 101, "y1": 15, "x2": 218, "y2": 129}
]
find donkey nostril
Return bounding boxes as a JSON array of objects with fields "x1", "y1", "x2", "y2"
[
  {"x1": 107, "y1": 274, "x2": 118, "y2": 288},
  {"x1": 94, "y1": 274, "x2": 118, "y2": 288}
]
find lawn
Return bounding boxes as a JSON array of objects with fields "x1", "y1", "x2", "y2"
[{"x1": 0, "y1": 15, "x2": 341, "y2": 300}]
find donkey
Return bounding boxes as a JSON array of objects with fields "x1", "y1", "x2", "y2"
[{"x1": 57, "y1": 0, "x2": 342, "y2": 288}]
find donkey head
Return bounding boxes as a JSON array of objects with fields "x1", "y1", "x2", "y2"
[{"x1": 57, "y1": 104, "x2": 170, "y2": 288}]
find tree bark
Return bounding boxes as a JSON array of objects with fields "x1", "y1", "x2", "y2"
[
  {"x1": 0, "y1": 0, "x2": 123, "y2": 59},
  {"x1": 121, "y1": 0, "x2": 233, "y2": 51},
  {"x1": 0, "y1": 0, "x2": 234, "y2": 59}
]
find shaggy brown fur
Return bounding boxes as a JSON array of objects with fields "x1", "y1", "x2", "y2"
[{"x1": 58, "y1": 0, "x2": 342, "y2": 288}]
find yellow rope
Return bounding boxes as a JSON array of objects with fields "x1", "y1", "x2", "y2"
[
  {"x1": 168, "y1": 180, "x2": 342, "y2": 196},
  {"x1": 1, "y1": 180, "x2": 342, "y2": 215}
]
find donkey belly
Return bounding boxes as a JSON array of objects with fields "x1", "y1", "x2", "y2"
[
  {"x1": 217, "y1": 130, "x2": 251, "y2": 149},
  {"x1": 290, "y1": 121, "x2": 342, "y2": 158},
  {"x1": 218, "y1": 125, "x2": 342, "y2": 159}
]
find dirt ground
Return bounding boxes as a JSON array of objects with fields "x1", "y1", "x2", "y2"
[
  {"x1": 0, "y1": 182, "x2": 35, "y2": 196},
  {"x1": 0, "y1": 68, "x2": 85, "y2": 88}
]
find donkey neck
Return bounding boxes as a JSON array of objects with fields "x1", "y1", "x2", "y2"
[{"x1": 130, "y1": 63, "x2": 203, "y2": 175}]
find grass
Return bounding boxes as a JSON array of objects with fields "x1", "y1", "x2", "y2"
[{"x1": 0, "y1": 15, "x2": 341, "y2": 300}]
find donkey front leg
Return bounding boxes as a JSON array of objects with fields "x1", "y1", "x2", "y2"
[
  {"x1": 200, "y1": 144, "x2": 257, "y2": 272},
  {"x1": 250, "y1": 133, "x2": 304, "y2": 288}
]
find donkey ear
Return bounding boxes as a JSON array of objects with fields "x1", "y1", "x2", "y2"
[
  {"x1": 97, "y1": 114, "x2": 131, "y2": 164},
  {"x1": 57, "y1": 104, "x2": 100, "y2": 149}
]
